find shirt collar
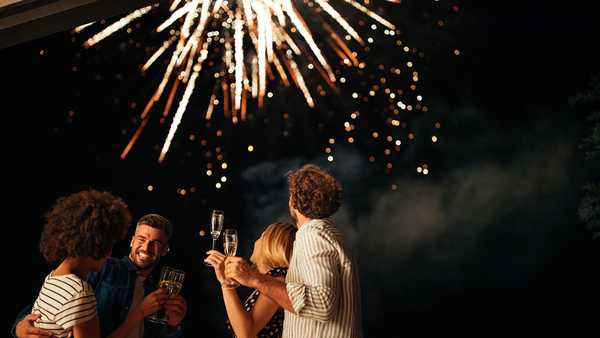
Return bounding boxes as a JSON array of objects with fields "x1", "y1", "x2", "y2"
[
  {"x1": 122, "y1": 255, "x2": 138, "y2": 272},
  {"x1": 297, "y1": 218, "x2": 330, "y2": 235}
]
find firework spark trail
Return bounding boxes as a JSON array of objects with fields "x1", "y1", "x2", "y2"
[
  {"x1": 74, "y1": 22, "x2": 95, "y2": 33},
  {"x1": 159, "y1": 41, "x2": 211, "y2": 162},
  {"x1": 314, "y1": 0, "x2": 364, "y2": 45},
  {"x1": 234, "y1": 10, "x2": 244, "y2": 112},
  {"x1": 281, "y1": 0, "x2": 336, "y2": 82},
  {"x1": 286, "y1": 56, "x2": 315, "y2": 108},
  {"x1": 343, "y1": 0, "x2": 396, "y2": 30},
  {"x1": 83, "y1": 6, "x2": 153, "y2": 47},
  {"x1": 142, "y1": 36, "x2": 176, "y2": 72},
  {"x1": 256, "y1": 4, "x2": 267, "y2": 107},
  {"x1": 156, "y1": 2, "x2": 193, "y2": 33}
]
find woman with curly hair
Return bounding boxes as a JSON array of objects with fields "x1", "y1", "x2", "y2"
[
  {"x1": 205, "y1": 222, "x2": 296, "y2": 338},
  {"x1": 29, "y1": 189, "x2": 132, "y2": 338}
]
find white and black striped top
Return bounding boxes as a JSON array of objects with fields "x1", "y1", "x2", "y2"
[
  {"x1": 31, "y1": 272, "x2": 98, "y2": 338},
  {"x1": 284, "y1": 219, "x2": 363, "y2": 338}
]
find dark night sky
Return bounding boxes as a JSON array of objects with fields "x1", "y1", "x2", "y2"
[{"x1": 2, "y1": 1, "x2": 599, "y2": 337}]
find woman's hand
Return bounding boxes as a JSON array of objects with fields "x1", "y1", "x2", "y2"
[{"x1": 205, "y1": 250, "x2": 228, "y2": 284}]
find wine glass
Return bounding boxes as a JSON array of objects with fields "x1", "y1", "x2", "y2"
[
  {"x1": 148, "y1": 266, "x2": 185, "y2": 324},
  {"x1": 205, "y1": 209, "x2": 224, "y2": 266},
  {"x1": 223, "y1": 229, "x2": 240, "y2": 288}
]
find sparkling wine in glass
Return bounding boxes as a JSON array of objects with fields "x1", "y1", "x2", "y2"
[
  {"x1": 205, "y1": 209, "x2": 224, "y2": 266},
  {"x1": 148, "y1": 266, "x2": 185, "y2": 324},
  {"x1": 223, "y1": 229, "x2": 240, "y2": 288}
]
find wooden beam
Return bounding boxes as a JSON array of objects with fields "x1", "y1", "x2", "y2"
[{"x1": 0, "y1": 0, "x2": 166, "y2": 50}]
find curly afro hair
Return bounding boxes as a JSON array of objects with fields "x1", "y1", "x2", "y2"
[
  {"x1": 40, "y1": 189, "x2": 132, "y2": 263},
  {"x1": 288, "y1": 164, "x2": 342, "y2": 219}
]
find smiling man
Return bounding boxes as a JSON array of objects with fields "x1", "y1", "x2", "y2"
[
  {"x1": 15, "y1": 213, "x2": 188, "y2": 338},
  {"x1": 90, "y1": 213, "x2": 188, "y2": 338}
]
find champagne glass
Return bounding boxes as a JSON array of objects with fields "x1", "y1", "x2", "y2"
[
  {"x1": 223, "y1": 229, "x2": 240, "y2": 288},
  {"x1": 148, "y1": 266, "x2": 185, "y2": 324},
  {"x1": 205, "y1": 209, "x2": 224, "y2": 266}
]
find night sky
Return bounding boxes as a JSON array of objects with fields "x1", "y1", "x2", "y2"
[{"x1": 3, "y1": 1, "x2": 599, "y2": 337}]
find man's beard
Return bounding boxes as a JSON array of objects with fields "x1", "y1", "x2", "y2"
[{"x1": 130, "y1": 249, "x2": 157, "y2": 271}]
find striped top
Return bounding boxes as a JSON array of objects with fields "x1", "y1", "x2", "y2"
[
  {"x1": 31, "y1": 272, "x2": 98, "y2": 338},
  {"x1": 283, "y1": 219, "x2": 362, "y2": 338}
]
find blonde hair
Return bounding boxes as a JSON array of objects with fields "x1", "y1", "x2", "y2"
[{"x1": 257, "y1": 222, "x2": 297, "y2": 269}]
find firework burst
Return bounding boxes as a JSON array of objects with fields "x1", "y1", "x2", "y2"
[{"x1": 77, "y1": 0, "x2": 397, "y2": 162}]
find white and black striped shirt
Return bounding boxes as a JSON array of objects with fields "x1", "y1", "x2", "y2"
[
  {"x1": 284, "y1": 219, "x2": 362, "y2": 338},
  {"x1": 31, "y1": 273, "x2": 98, "y2": 338}
]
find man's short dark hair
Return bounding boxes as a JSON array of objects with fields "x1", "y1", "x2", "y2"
[
  {"x1": 288, "y1": 164, "x2": 343, "y2": 219},
  {"x1": 137, "y1": 213, "x2": 173, "y2": 239}
]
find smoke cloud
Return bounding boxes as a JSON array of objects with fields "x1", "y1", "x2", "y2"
[{"x1": 238, "y1": 106, "x2": 576, "y2": 333}]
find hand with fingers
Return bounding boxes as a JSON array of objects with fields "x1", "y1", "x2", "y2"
[
  {"x1": 164, "y1": 293, "x2": 187, "y2": 327},
  {"x1": 224, "y1": 256, "x2": 262, "y2": 288},
  {"x1": 15, "y1": 313, "x2": 54, "y2": 338},
  {"x1": 133, "y1": 288, "x2": 169, "y2": 321},
  {"x1": 205, "y1": 250, "x2": 228, "y2": 285}
]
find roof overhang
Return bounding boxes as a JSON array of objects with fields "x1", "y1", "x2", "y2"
[{"x1": 0, "y1": 0, "x2": 163, "y2": 49}]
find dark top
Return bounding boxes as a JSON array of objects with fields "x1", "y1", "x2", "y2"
[
  {"x1": 227, "y1": 267, "x2": 287, "y2": 338},
  {"x1": 87, "y1": 256, "x2": 184, "y2": 338}
]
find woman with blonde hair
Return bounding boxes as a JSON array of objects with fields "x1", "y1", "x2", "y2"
[{"x1": 205, "y1": 222, "x2": 296, "y2": 338}]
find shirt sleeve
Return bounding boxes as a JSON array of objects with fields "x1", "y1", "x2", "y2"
[
  {"x1": 54, "y1": 287, "x2": 98, "y2": 329},
  {"x1": 286, "y1": 226, "x2": 340, "y2": 322}
]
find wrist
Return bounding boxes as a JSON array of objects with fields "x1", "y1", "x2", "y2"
[
  {"x1": 221, "y1": 280, "x2": 238, "y2": 290},
  {"x1": 131, "y1": 306, "x2": 145, "y2": 322},
  {"x1": 250, "y1": 273, "x2": 264, "y2": 289}
]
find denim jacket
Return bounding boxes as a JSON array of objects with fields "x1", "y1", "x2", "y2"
[
  {"x1": 12, "y1": 256, "x2": 184, "y2": 338},
  {"x1": 88, "y1": 256, "x2": 184, "y2": 338}
]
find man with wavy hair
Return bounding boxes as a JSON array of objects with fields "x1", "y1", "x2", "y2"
[{"x1": 226, "y1": 164, "x2": 362, "y2": 338}]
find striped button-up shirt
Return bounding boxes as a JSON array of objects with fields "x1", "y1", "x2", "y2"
[{"x1": 283, "y1": 219, "x2": 362, "y2": 338}]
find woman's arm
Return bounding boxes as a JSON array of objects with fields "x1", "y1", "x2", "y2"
[
  {"x1": 206, "y1": 250, "x2": 282, "y2": 338},
  {"x1": 222, "y1": 278, "x2": 283, "y2": 338},
  {"x1": 225, "y1": 258, "x2": 295, "y2": 313}
]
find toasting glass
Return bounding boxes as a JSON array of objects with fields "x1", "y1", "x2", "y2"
[
  {"x1": 147, "y1": 266, "x2": 185, "y2": 324},
  {"x1": 222, "y1": 229, "x2": 240, "y2": 288},
  {"x1": 204, "y1": 209, "x2": 224, "y2": 266}
]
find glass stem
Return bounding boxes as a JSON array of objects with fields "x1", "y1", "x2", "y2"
[{"x1": 211, "y1": 238, "x2": 216, "y2": 250}]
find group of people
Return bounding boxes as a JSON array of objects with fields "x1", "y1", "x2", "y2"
[{"x1": 13, "y1": 164, "x2": 362, "y2": 338}]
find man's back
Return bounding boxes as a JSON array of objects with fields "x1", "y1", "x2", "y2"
[{"x1": 283, "y1": 219, "x2": 362, "y2": 338}]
